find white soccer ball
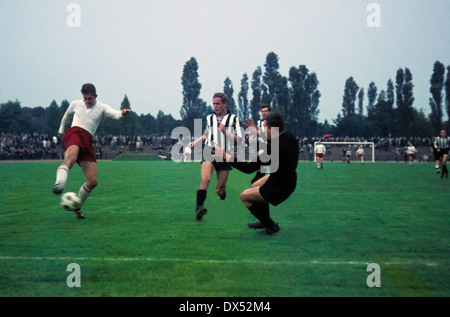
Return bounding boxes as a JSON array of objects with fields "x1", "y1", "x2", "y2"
[{"x1": 60, "y1": 192, "x2": 81, "y2": 211}]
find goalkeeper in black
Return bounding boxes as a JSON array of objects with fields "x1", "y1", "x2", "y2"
[{"x1": 216, "y1": 113, "x2": 299, "y2": 235}]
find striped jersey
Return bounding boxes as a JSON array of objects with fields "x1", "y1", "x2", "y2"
[
  {"x1": 204, "y1": 112, "x2": 242, "y2": 149},
  {"x1": 434, "y1": 136, "x2": 450, "y2": 149},
  {"x1": 257, "y1": 119, "x2": 267, "y2": 143}
]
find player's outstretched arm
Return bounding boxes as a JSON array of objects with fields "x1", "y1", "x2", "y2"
[{"x1": 189, "y1": 135, "x2": 206, "y2": 148}]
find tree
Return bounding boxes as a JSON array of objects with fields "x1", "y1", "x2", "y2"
[
  {"x1": 288, "y1": 65, "x2": 321, "y2": 137},
  {"x1": 386, "y1": 79, "x2": 395, "y2": 134},
  {"x1": 341, "y1": 77, "x2": 359, "y2": 118},
  {"x1": 120, "y1": 95, "x2": 137, "y2": 136},
  {"x1": 263, "y1": 52, "x2": 288, "y2": 111},
  {"x1": 429, "y1": 61, "x2": 445, "y2": 133},
  {"x1": 250, "y1": 66, "x2": 262, "y2": 121},
  {"x1": 0, "y1": 100, "x2": 29, "y2": 133},
  {"x1": 45, "y1": 100, "x2": 60, "y2": 135},
  {"x1": 223, "y1": 77, "x2": 236, "y2": 114},
  {"x1": 396, "y1": 68, "x2": 415, "y2": 136},
  {"x1": 367, "y1": 81, "x2": 378, "y2": 119},
  {"x1": 238, "y1": 73, "x2": 249, "y2": 120},
  {"x1": 446, "y1": 66, "x2": 450, "y2": 131},
  {"x1": 357, "y1": 88, "x2": 364, "y2": 118},
  {"x1": 180, "y1": 57, "x2": 206, "y2": 133}
]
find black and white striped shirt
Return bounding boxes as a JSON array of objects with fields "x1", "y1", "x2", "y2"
[
  {"x1": 434, "y1": 136, "x2": 450, "y2": 149},
  {"x1": 204, "y1": 112, "x2": 242, "y2": 149},
  {"x1": 257, "y1": 119, "x2": 267, "y2": 144}
]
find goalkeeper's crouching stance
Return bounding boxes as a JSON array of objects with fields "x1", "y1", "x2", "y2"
[{"x1": 217, "y1": 113, "x2": 299, "y2": 235}]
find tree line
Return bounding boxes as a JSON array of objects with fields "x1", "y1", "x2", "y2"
[{"x1": 1, "y1": 54, "x2": 449, "y2": 138}]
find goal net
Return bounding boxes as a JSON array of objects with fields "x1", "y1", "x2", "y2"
[{"x1": 313, "y1": 141, "x2": 375, "y2": 163}]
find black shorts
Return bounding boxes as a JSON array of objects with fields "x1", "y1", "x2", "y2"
[
  {"x1": 259, "y1": 180, "x2": 296, "y2": 206},
  {"x1": 201, "y1": 145, "x2": 232, "y2": 171},
  {"x1": 201, "y1": 160, "x2": 232, "y2": 171},
  {"x1": 436, "y1": 148, "x2": 449, "y2": 159}
]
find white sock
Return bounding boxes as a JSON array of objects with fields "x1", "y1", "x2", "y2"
[
  {"x1": 78, "y1": 183, "x2": 92, "y2": 207},
  {"x1": 55, "y1": 165, "x2": 69, "y2": 186}
]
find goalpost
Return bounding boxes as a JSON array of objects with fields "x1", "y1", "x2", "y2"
[{"x1": 314, "y1": 141, "x2": 375, "y2": 163}]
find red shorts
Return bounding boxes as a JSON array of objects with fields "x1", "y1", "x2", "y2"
[
  {"x1": 316, "y1": 153, "x2": 324, "y2": 158},
  {"x1": 62, "y1": 126, "x2": 96, "y2": 165},
  {"x1": 408, "y1": 154, "x2": 414, "y2": 158},
  {"x1": 358, "y1": 154, "x2": 364, "y2": 158}
]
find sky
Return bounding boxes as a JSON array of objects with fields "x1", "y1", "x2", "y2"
[{"x1": 0, "y1": 0, "x2": 449, "y2": 123}]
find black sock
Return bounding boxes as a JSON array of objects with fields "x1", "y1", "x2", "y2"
[
  {"x1": 248, "y1": 202, "x2": 275, "y2": 228},
  {"x1": 196, "y1": 189, "x2": 207, "y2": 207}
]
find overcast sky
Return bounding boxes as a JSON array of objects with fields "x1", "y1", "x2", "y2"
[{"x1": 1, "y1": 0, "x2": 449, "y2": 123}]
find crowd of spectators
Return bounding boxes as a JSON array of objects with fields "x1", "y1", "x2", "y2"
[
  {"x1": 0, "y1": 132, "x2": 62, "y2": 160},
  {"x1": 0, "y1": 132, "x2": 438, "y2": 162}
]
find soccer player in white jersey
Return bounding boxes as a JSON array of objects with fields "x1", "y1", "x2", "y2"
[
  {"x1": 53, "y1": 83, "x2": 130, "y2": 218},
  {"x1": 406, "y1": 143, "x2": 417, "y2": 166},
  {"x1": 356, "y1": 146, "x2": 365, "y2": 164},
  {"x1": 189, "y1": 93, "x2": 242, "y2": 220},
  {"x1": 315, "y1": 140, "x2": 326, "y2": 169}
]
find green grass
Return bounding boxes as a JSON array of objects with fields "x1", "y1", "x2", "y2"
[
  {"x1": 112, "y1": 153, "x2": 164, "y2": 161},
  {"x1": 0, "y1": 160, "x2": 448, "y2": 297}
]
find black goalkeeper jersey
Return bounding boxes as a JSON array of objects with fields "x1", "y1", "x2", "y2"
[{"x1": 229, "y1": 132, "x2": 299, "y2": 189}]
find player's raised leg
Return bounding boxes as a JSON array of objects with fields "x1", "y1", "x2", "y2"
[{"x1": 53, "y1": 145, "x2": 80, "y2": 195}]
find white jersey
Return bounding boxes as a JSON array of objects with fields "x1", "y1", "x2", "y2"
[
  {"x1": 407, "y1": 146, "x2": 416, "y2": 154},
  {"x1": 58, "y1": 100, "x2": 123, "y2": 136},
  {"x1": 315, "y1": 143, "x2": 326, "y2": 154},
  {"x1": 356, "y1": 148, "x2": 364, "y2": 155}
]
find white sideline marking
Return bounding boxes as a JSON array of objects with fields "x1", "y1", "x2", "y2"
[{"x1": 0, "y1": 256, "x2": 440, "y2": 267}]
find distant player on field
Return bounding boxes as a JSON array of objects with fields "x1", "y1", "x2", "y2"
[
  {"x1": 356, "y1": 146, "x2": 365, "y2": 164},
  {"x1": 434, "y1": 130, "x2": 449, "y2": 178},
  {"x1": 53, "y1": 83, "x2": 131, "y2": 218},
  {"x1": 345, "y1": 148, "x2": 352, "y2": 164},
  {"x1": 189, "y1": 92, "x2": 242, "y2": 221},
  {"x1": 315, "y1": 140, "x2": 326, "y2": 169},
  {"x1": 406, "y1": 143, "x2": 417, "y2": 166},
  {"x1": 430, "y1": 137, "x2": 440, "y2": 174},
  {"x1": 215, "y1": 113, "x2": 299, "y2": 235}
]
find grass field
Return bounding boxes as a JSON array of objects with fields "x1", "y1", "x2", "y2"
[{"x1": 0, "y1": 159, "x2": 449, "y2": 297}]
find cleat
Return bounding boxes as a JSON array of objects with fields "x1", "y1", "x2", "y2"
[
  {"x1": 196, "y1": 206, "x2": 207, "y2": 221},
  {"x1": 53, "y1": 183, "x2": 64, "y2": 195},
  {"x1": 74, "y1": 209, "x2": 85, "y2": 219},
  {"x1": 248, "y1": 221, "x2": 264, "y2": 229},
  {"x1": 219, "y1": 191, "x2": 226, "y2": 201},
  {"x1": 259, "y1": 223, "x2": 280, "y2": 236}
]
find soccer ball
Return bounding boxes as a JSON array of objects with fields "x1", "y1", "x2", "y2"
[{"x1": 60, "y1": 192, "x2": 81, "y2": 211}]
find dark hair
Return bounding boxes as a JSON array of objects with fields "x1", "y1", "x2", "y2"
[
  {"x1": 81, "y1": 83, "x2": 97, "y2": 96},
  {"x1": 265, "y1": 113, "x2": 284, "y2": 132},
  {"x1": 260, "y1": 104, "x2": 270, "y2": 111},
  {"x1": 213, "y1": 92, "x2": 228, "y2": 104}
]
